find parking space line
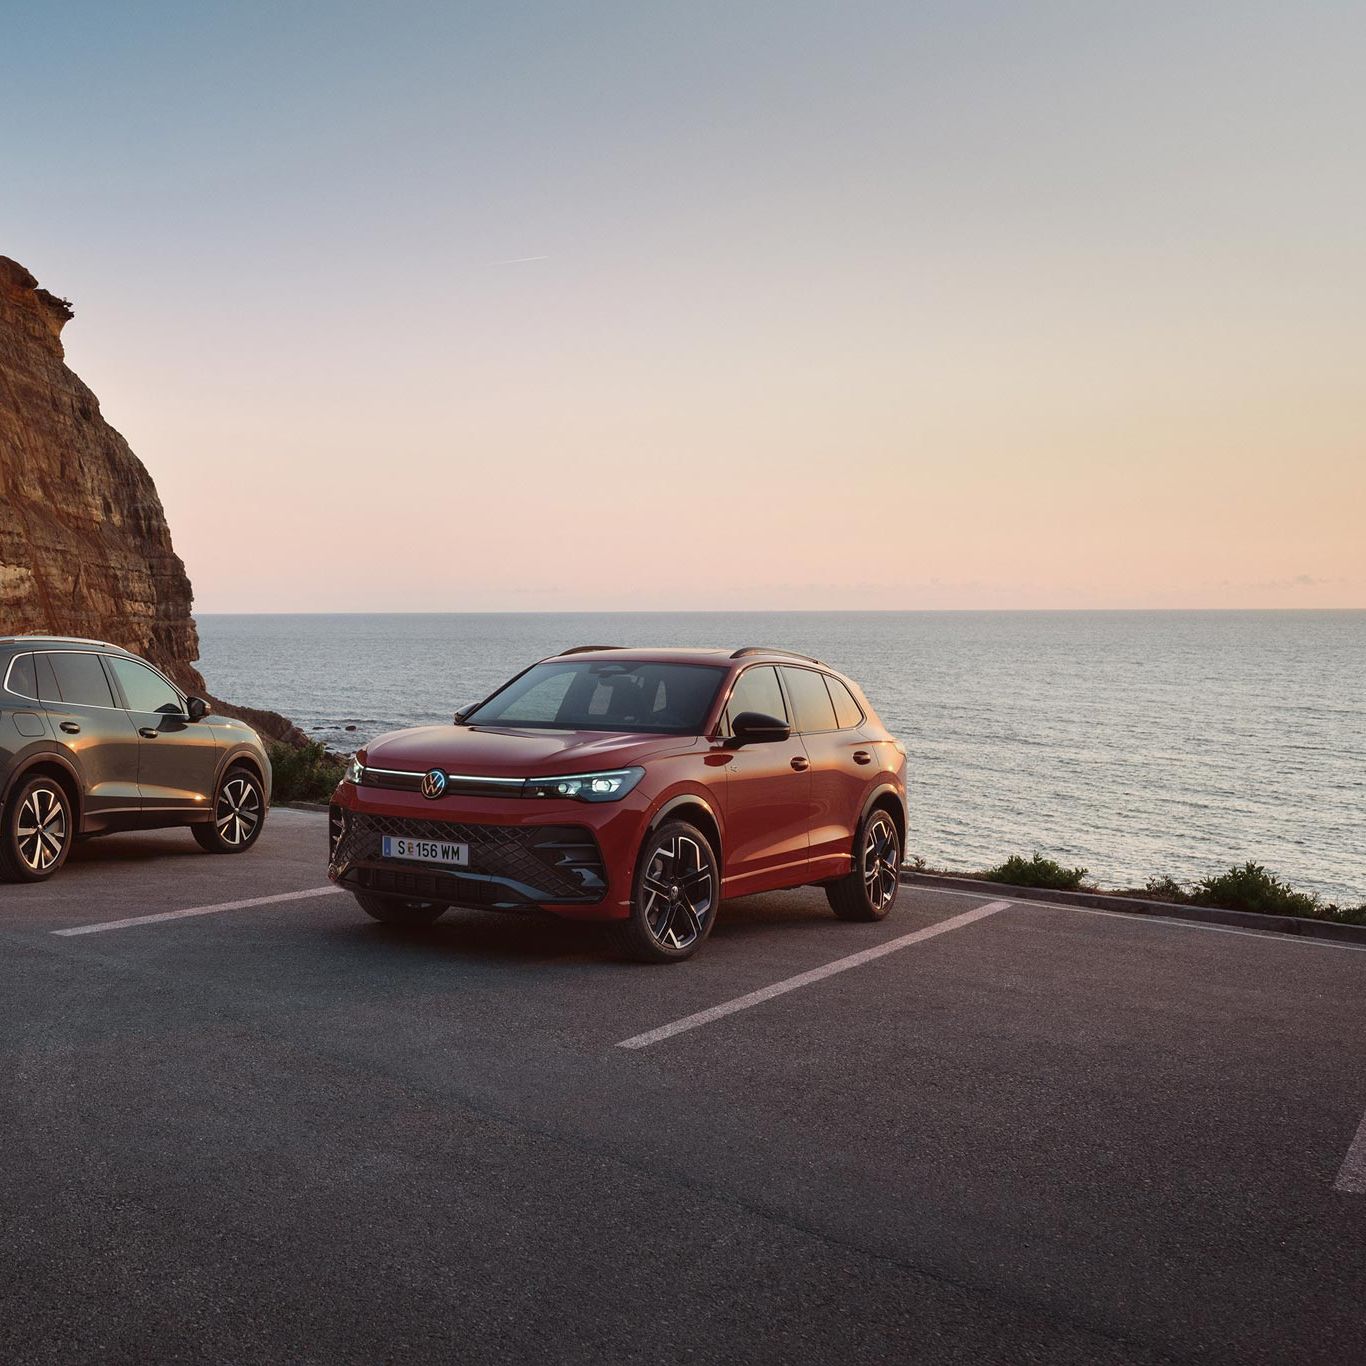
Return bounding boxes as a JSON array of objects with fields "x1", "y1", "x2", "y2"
[
  {"x1": 616, "y1": 899, "x2": 1010, "y2": 1050},
  {"x1": 1335, "y1": 1110, "x2": 1366, "y2": 1194},
  {"x1": 52, "y1": 886, "x2": 346, "y2": 937},
  {"x1": 915, "y1": 884, "x2": 1366, "y2": 953}
]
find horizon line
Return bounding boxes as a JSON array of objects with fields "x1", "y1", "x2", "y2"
[{"x1": 192, "y1": 605, "x2": 1366, "y2": 616}]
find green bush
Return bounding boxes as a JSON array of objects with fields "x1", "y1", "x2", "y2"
[
  {"x1": 980, "y1": 853, "x2": 1089, "y2": 891},
  {"x1": 1142, "y1": 875, "x2": 1188, "y2": 902},
  {"x1": 268, "y1": 740, "x2": 348, "y2": 804},
  {"x1": 1191, "y1": 862, "x2": 1320, "y2": 919}
]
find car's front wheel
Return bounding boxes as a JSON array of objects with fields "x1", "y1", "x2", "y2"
[
  {"x1": 826, "y1": 807, "x2": 901, "y2": 921},
  {"x1": 611, "y1": 819, "x2": 720, "y2": 963},
  {"x1": 193, "y1": 767, "x2": 266, "y2": 854},
  {"x1": 0, "y1": 775, "x2": 74, "y2": 883},
  {"x1": 353, "y1": 893, "x2": 446, "y2": 927}
]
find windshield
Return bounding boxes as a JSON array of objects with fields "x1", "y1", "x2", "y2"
[{"x1": 466, "y1": 660, "x2": 726, "y2": 735}]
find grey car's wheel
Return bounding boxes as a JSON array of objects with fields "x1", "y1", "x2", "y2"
[
  {"x1": 353, "y1": 893, "x2": 446, "y2": 927},
  {"x1": 610, "y1": 819, "x2": 719, "y2": 963},
  {"x1": 0, "y1": 776, "x2": 74, "y2": 883},
  {"x1": 193, "y1": 768, "x2": 266, "y2": 854},
  {"x1": 826, "y1": 807, "x2": 901, "y2": 922}
]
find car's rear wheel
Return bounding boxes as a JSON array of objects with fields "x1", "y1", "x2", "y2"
[
  {"x1": 610, "y1": 819, "x2": 719, "y2": 963},
  {"x1": 826, "y1": 807, "x2": 901, "y2": 921},
  {"x1": 0, "y1": 775, "x2": 74, "y2": 883},
  {"x1": 353, "y1": 893, "x2": 446, "y2": 927},
  {"x1": 193, "y1": 767, "x2": 266, "y2": 854}
]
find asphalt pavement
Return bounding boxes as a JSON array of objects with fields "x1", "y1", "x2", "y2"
[{"x1": 2, "y1": 808, "x2": 1364, "y2": 1364}]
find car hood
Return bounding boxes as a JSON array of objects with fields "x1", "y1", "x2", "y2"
[{"x1": 362, "y1": 725, "x2": 696, "y2": 776}]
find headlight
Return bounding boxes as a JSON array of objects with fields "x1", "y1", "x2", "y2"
[
  {"x1": 523, "y1": 767, "x2": 645, "y2": 802},
  {"x1": 343, "y1": 754, "x2": 365, "y2": 785}
]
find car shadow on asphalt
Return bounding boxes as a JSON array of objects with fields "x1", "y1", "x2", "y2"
[
  {"x1": 313, "y1": 891, "x2": 838, "y2": 970},
  {"x1": 68, "y1": 833, "x2": 207, "y2": 865}
]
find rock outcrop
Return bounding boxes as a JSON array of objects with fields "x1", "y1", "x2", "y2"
[{"x1": 0, "y1": 255, "x2": 302, "y2": 744}]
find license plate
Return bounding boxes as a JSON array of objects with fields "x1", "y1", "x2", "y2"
[{"x1": 381, "y1": 835, "x2": 469, "y2": 867}]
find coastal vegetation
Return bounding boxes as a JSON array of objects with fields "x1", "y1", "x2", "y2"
[
  {"x1": 917, "y1": 854, "x2": 1365, "y2": 926},
  {"x1": 980, "y1": 853, "x2": 1089, "y2": 891},
  {"x1": 267, "y1": 741, "x2": 348, "y2": 804}
]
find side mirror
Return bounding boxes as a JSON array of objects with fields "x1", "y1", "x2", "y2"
[
  {"x1": 731, "y1": 711, "x2": 791, "y2": 744},
  {"x1": 186, "y1": 696, "x2": 209, "y2": 722},
  {"x1": 453, "y1": 704, "x2": 473, "y2": 725}
]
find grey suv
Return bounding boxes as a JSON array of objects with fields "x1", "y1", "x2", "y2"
[{"x1": 0, "y1": 636, "x2": 271, "y2": 882}]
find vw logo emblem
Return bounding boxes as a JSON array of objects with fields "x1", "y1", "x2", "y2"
[{"x1": 421, "y1": 769, "x2": 447, "y2": 800}]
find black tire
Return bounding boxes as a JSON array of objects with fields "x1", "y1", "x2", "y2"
[
  {"x1": 0, "y1": 774, "x2": 75, "y2": 883},
  {"x1": 353, "y1": 892, "x2": 446, "y2": 927},
  {"x1": 826, "y1": 806, "x2": 902, "y2": 922},
  {"x1": 192, "y1": 766, "x2": 267, "y2": 854},
  {"x1": 610, "y1": 819, "x2": 720, "y2": 964}
]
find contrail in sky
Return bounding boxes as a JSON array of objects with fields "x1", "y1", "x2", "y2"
[{"x1": 492, "y1": 255, "x2": 550, "y2": 264}]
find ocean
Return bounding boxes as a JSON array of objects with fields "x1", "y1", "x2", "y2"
[{"x1": 196, "y1": 611, "x2": 1365, "y2": 904}]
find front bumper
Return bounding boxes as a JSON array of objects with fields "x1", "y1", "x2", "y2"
[{"x1": 327, "y1": 783, "x2": 650, "y2": 919}]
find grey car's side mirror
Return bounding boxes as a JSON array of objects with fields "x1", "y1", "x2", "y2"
[
  {"x1": 453, "y1": 704, "x2": 474, "y2": 725},
  {"x1": 730, "y1": 711, "x2": 791, "y2": 744},
  {"x1": 186, "y1": 696, "x2": 209, "y2": 722}
]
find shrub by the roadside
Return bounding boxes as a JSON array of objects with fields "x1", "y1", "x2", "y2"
[
  {"x1": 1189, "y1": 862, "x2": 1366, "y2": 925},
  {"x1": 267, "y1": 740, "x2": 347, "y2": 804},
  {"x1": 980, "y1": 852, "x2": 1088, "y2": 891}
]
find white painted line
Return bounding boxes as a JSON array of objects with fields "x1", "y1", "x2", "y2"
[
  {"x1": 616, "y1": 900, "x2": 1010, "y2": 1050},
  {"x1": 914, "y1": 885, "x2": 1366, "y2": 953},
  {"x1": 53, "y1": 886, "x2": 346, "y2": 937},
  {"x1": 1335, "y1": 1110, "x2": 1366, "y2": 1194}
]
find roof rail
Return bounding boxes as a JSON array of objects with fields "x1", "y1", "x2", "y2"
[
  {"x1": 5, "y1": 634, "x2": 121, "y2": 649},
  {"x1": 729, "y1": 646, "x2": 824, "y2": 664},
  {"x1": 558, "y1": 644, "x2": 625, "y2": 656}
]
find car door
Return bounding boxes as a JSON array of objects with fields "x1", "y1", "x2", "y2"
[
  {"x1": 717, "y1": 664, "x2": 813, "y2": 893},
  {"x1": 779, "y1": 667, "x2": 870, "y2": 877},
  {"x1": 35, "y1": 650, "x2": 141, "y2": 822},
  {"x1": 103, "y1": 655, "x2": 221, "y2": 815}
]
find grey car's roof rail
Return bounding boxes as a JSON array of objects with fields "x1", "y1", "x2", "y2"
[
  {"x1": 729, "y1": 646, "x2": 824, "y2": 664},
  {"x1": 557, "y1": 644, "x2": 625, "y2": 656},
  {"x1": 1, "y1": 634, "x2": 123, "y2": 650}
]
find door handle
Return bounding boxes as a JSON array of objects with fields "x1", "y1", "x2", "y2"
[
  {"x1": 139, "y1": 727, "x2": 160, "y2": 739},
  {"x1": 790, "y1": 755, "x2": 809, "y2": 772},
  {"x1": 853, "y1": 750, "x2": 872, "y2": 765},
  {"x1": 60, "y1": 721, "x2": 81, "y2": 735}
]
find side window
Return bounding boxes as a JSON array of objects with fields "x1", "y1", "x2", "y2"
[
  {"x1": 107, "y1": 657, "x2": 183, "y2": 715},
  {"x1": 724, "y1": 666, "x2": 787, "y2": 735},
  {"x1": 47, "y1": 652, "x2": 116, "y2": 708},
  {"x1": 780, "y1": 667, "x2": 837, "y2": 733},
  {"x1": 825, "y1": 676, "x2": 864, "y2": 729},
  {"x1": 35, "y1": 653, "x2": 61, "y2": 703},
  {"x1": 5, "y1": 653, "x2": 37, "y2": 699}
]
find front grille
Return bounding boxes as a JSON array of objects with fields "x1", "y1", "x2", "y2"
[{"x1": 330, "y1": 808, "x2": 605, "y2": 904}]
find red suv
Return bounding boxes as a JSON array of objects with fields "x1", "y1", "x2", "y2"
[{"x1": 328, "y1": 647, "x2": 907, "y2": 962}]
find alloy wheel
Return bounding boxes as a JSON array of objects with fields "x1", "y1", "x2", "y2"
[
  {"x1": 16, "y1": 785, "x2": 68, "y2": 874},
  {"x1": 862, "y1": 813, "x2": 900, "y2": 911},
  {"x1": 216, "y1": 775, "x2": 262, "y2": 847},
  {"x1": 641, "y1": 833, "x2": 715, "y2": 951}
]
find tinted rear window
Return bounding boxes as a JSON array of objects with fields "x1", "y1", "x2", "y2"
[
  {"x1": 47, "y1": 652, "x2": 116, "y2": 708},
  {"x1": 468, "y1": 660, "x2": 726, "y2": 734},
  {"x1": 780, "y1": 667, "x2": 838, "y2": 733},
  {"x1": 826, "y1": 676, "x2": 864, "y2": 729},
  {"x1": 5, "y1": 653, "x2": 37, "y2": 699}
]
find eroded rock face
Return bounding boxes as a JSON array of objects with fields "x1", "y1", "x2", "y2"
[{"x1": 0, "y1": 255, "x2": 302, "y2": 744}]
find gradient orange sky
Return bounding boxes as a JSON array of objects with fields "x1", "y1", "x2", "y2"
[{"x1": 6, "y1": 3, "x2": 1363, "y2": 611}]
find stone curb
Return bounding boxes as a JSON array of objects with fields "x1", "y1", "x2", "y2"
[{"x1": 899, "y1": 871, "x2": 1366, "y2": 945}]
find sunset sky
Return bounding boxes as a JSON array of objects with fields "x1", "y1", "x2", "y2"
[{"x1": 5, "y1": 2, "x2": 1363, "y2": 611}]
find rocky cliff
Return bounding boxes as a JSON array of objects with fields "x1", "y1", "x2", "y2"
[{"x1": 0, "y1": 255, "x2": 301, "y2": 743}]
